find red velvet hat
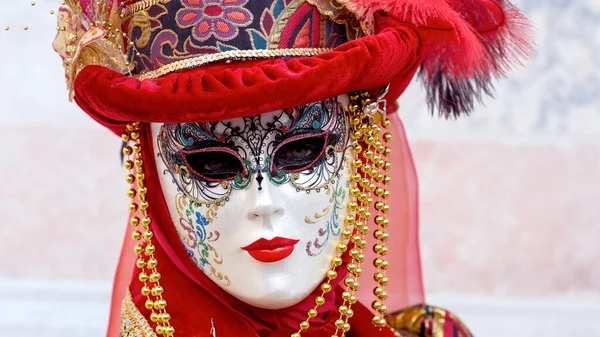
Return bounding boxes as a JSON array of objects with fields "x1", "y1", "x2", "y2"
[{"x1": 54, "y1": 0, "x2": 533, "y2": 135}]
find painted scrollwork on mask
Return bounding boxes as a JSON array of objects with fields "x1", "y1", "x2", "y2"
[
  {"x1": 305, "y1": 176, "x2": 349, "y2": 256},
  {"x1": 156, "y1": 96, "x2": 350, "y2": 206},
  {"x1": 175, "y1": 192, "x2": 231, "y2": 286}
]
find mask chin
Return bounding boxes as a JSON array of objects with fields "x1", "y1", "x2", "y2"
[{"x1": 231, "y1": 271, "x2": 320, "y2": 310}]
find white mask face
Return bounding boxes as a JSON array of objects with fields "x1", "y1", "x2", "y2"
[{"x1": 151, "y1": 95, "x2": 352, "y2": 309}]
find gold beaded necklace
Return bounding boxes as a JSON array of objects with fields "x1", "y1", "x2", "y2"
[{"x1": 120, "y1": 91, "x2": 396, "y2": 337}]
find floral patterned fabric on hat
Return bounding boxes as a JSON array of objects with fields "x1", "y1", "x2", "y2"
[{"x1": 123, "y1": 0, "x2": 354, "y2": 74}]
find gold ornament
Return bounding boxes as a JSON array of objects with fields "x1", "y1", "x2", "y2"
[
  {"x1": 53, "y1": 1, "x2": 131, "y2": 100},
  {"x1": 123, "y1": 123, "x2": 174, "y2": 336}
]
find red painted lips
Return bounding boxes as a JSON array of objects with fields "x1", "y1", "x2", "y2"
[{"x1": 241, "y1": 237, "x2": 300, "y2": 263}]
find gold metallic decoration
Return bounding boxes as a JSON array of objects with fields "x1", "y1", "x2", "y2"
[
  {"x1": 349, "y1": 86, "x2": 394, "y2": 329},
  {"x1": 304, "y1": 0, "x2": 364, "y2": 38},
  {"x1": 120, "y1": 0, "x2": 171, "y2": 19},
  {"x1": 53, "y1": 1, "x2": 131, "y2": 99},
  {"x1": 127, "y1": 9, "x2": 152, "y2": 49},
  {"x1": 123, "y1": 123, "x2": 174, "y2": 336},
  {"x1": 121, "y1": 290, "x2": 159, "y2": 337},
  {"x1": 386, "y1": 304, "x2": 474, "y2": 337},
  {"x1": 305, "y1": 0, "x2": 350, "y2": 24},
  {"x1": 303, "y1": 205, "x2": 331, "y2": 224},
  {"x1": 333, "y1": 0, "x2": 379, "y2": 34},
  {"x1": 205, "y1": 203, "x2": 220, "y2": 223},
  {"x1": 135, "y1": 48, "x2": 332, "y2": 81},
  {"x1": 305, "y1": 187, "x2": 333, "y2": 224}
]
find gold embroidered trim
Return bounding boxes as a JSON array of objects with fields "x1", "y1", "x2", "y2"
[
  {"x1": 120, "y1": 0, "x2": 170, "y2": 19},
  {"x1": 121, "y1": 289, "x2": 158, "y2": 337},
  {"x1": 135, "y1": 47, "x2": 332, "y2": 80}
]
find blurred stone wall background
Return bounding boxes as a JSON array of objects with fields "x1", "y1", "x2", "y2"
[{"x1": 1, "y1": 0, "x2": 598, "y2": 336}]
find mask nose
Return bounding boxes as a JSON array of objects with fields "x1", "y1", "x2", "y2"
[
  {"x1": 247, "y1": 183, "x2": 285, "y2": 221},
  {"x1": 248, "y1": 203, "x2": 285, "y2": 220}
]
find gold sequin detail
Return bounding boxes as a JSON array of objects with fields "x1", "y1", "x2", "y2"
[
  {"x1": 121, "y1": 290, "x2": 158, "y2": 337},
  {"x1": 135, "y1": 48, "x2": 332, "y2": 80}
]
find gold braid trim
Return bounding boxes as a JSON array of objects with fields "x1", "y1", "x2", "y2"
[
  {"x1": 121, "y1": 290, "x2": 158, "y2": 337},
  {"x1": 385, "y1": 304, "x2": 474, "y2": 337}
]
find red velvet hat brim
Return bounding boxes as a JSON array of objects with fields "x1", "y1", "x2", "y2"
[{"x1": 74, "y1": 26, "x2": 421, "y2": 136}]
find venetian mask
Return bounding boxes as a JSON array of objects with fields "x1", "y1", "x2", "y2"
[{"x1": 151, "y1": 95, "x2": 353, "y2": 309}]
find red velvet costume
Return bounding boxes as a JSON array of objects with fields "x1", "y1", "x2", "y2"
[{"x1": 53, "y1": 1, "x2": 533, "y2": 336}]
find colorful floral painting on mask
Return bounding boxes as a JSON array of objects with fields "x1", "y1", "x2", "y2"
[{"x1": 175, "y1": 193, "x2": 230, "y2": 286}]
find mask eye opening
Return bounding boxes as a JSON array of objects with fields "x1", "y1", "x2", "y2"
[
  {"x1": 271, "y1": 131, "x2": 329, "y2": 174},
  {"x1": 180, "y1": 146, "x2": 247, "y2": 182}
]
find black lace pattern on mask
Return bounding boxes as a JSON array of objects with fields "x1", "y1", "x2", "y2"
[{"x1": 157, "y1": 96, "x2": 349, "y2": 205}]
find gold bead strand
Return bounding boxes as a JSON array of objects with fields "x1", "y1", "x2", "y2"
[
  {"x1": 336, "y1": 173, "x2": 366, "y2": 336},
  {"x1": 329, "y1": 93, "x2": 373, "y2": 337},
  {"x1": 292, "y1": 177, "x2": 361, "y2": 337},
  {"x1": 119, "y1": 30, "x2": 144, "y2": 75},
  {"x1": 369, "y1": 125, "x2": 391, "y2": 328},
  {"x1": 354, "y1": 92, "x2": 392, "y2": 329},
  {"x1": 364, "y1": 98, "x2": 392, "y2": 328},
  {"x1": 331, "y1": 96, "x2": 365, "y2": 337},
  {"x1": 293, "y1": 94, "x2": 369, "y2": 337},
  {"x1": 376, "y1": 118, "x2": 394, "y2": 331},
  {"x1": 290, "y1": 265, "x2": 339, "y2": 337},
  {"x1": 122, "y1": 123, "x2": 174, "y2": 337},
  {"x1": 291, "y1": 233, "x2": 354, "y2": 336},
  {"x1": 360, "y1": 102, "x2": 389, "y2": 328},
  {"x1": 379, "y1": 123, "x2": 395, "y2": 333},
  {"x1": 333, "y1": 166, "x2": 364, "y2": 336},
  {"x1": 134, "y1": 127, "x2": 174, "y2": 336},
  {"x1": 357, "y1": 93, "x2": 386, "y2": 328},
  {"x1": 294, "y1": 94, "x2": 379, "y2": 337},
  {"x1": 292, "y1": 185, "x2": 361, "y2": 337},
  {"x1": 338, "y1": 155, "x2": 368, "y2": 336}
]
